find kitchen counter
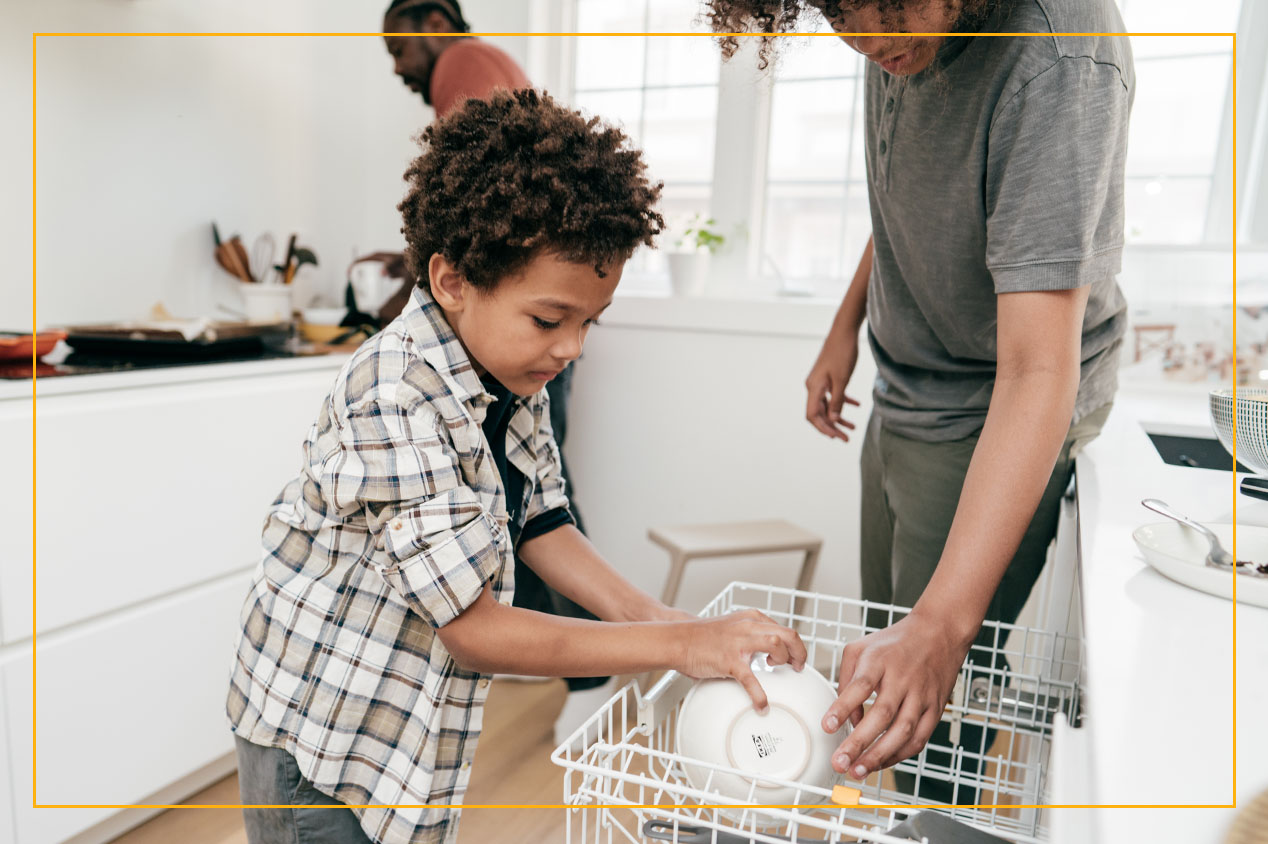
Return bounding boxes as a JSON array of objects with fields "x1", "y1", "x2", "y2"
[
  {"x1": 0, "y1": 351, "x2": 349, "y2": 401},
  {"x1": 1068, "y1": 382, "x2": 1268, "y2": 840}
]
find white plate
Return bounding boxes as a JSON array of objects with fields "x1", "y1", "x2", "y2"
[{"x1": 1132, "y1": 521, "x2": 1268, "y2": 608}]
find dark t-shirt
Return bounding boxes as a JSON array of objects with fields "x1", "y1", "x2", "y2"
[{"x1": 480, "y1": 375, "x2": 572, "y2": 546}]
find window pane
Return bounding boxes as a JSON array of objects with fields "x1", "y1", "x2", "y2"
[
  {"x1": 574, "y1": 90, "x2": 643, "y2": 136},
  {"x1": 641, "y1": 86, "x2": 718, "y2": 183},
  {"x1": 645, "y1": 0, "x2": 721, "y2": 86},
  {"x1": 1120, "y1": 0, "x2": 1237, "y2": 44},
  {"x1": 573, "y1": 0, "x2": 647, "y2": 92},
  {"x1": 767, "y1": 78, "x2": 860, "y2": 182},
  {"x1": 762, "y1": 183, "x2": 846, "y2": 280},
  {"x1": 1130, "y1": 35, "x2": 1234, "y2": 59},
  {"x1": 1127, "y1": 54, "x2": 1229, "y2": 176},
  {"x1": 771, "y1": 20, "x2": 862, "y2": 81},
  {"x1": 1124, "y1": 176, "x2": 1212, "y2": 243}
]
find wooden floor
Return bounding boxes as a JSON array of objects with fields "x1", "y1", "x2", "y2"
[{"x1": 110, "y1": 678, "x2": 571, "y2": 844}]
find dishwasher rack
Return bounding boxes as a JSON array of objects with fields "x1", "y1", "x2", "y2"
[{"x1": 551, "y1": 582, "x2": 1084, "y2": 844}]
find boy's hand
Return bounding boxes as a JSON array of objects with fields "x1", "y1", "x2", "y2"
[{"x1": 678, "y1": 610, "x2": 808, "y2": 712}]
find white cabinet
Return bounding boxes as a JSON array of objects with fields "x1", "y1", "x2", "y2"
[
  {"x1": 0, "y1": 356, "x2": 346, "y2": 844},
  {"x1": 6, "y1": 573, "x2": 250, "y2": 844},
  {"x1": 0, "y1": 661, "x2": 16, "y2": 844},
  {"x1": 0, "y1": 363, "x2": 339, "y2": 644}
]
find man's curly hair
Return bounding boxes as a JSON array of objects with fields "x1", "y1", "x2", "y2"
[
  {"x1": 398, "y1": 89, "x2": 664, "y2": 292},
  {"x1": 707, "y1": 0, "x2": 1008, "y2": 68}
]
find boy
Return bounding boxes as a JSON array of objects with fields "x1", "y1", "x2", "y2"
[{"x1": 226, "y1": 90, "x2": 807, "y2": 844}]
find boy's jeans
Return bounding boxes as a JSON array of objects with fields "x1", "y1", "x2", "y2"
[{"x1": 235, "y1": 735, "x2": 373, "y2": 844}]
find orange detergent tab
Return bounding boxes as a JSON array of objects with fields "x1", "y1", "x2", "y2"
[{"x1": 831, "y1": 785, "x2": 862, "y2": 806}]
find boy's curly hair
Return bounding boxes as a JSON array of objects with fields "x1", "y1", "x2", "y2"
[
  {"x1": 707, "y1": 0, "x2": 1006, "y2": 68},
  {"x1": 398, "y1": 89, "x2": 664, "y2": 291}
]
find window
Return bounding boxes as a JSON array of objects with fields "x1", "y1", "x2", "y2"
[
  {"x1": 1118, "y1": 0, "x2": 1241, "y2": 244},
  {"x1": 566, "y1": 1, "x2": 1255, "y2": 298},
  {"x1": 572, "y1": 0, "x2": 720, "y2": 289}
]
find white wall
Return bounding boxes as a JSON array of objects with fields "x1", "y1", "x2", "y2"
[
  {"x1": 3, "y1": 0, "x2": 531, "y2": 330},
  {"x1": 566, "y1": 297, "x2": 876, "y2": 613}
]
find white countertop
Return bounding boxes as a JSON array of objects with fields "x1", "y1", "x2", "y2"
[
  {"x1": 0, "y1": 352, "x2": 350, "y2": 402},
  {"x1": 1073, "y1": 382, "x2": 1267, "y2": 841}
]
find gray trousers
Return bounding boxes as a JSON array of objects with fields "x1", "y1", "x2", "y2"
[
  {"x1": 234, "y1": 735, "x2": 372, "y2": 844},
  {"x1": 858, "y1": 403, "x2": 1111, "y2": 803}
]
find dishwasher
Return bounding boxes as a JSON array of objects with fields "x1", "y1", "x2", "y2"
[{"x1": 551, "y1": 582, "x2": 1083, "y2": 844}]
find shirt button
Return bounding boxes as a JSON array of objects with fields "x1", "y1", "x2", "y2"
[
  {"x1": 879, "y1": 139, "x2": 888, "y2": 155},
  {"x1": 478, "y1": 677, "x2": 490, "y2": 689},
  {"x1": 391, "y1": 519, "x2": 403, "y2": 531},
  {"x1": 885, "y1": 97, "x2": 894, "y2": 113},
  {"x1": 461, "y1": 760, "x2": 471, "y2": 771}
]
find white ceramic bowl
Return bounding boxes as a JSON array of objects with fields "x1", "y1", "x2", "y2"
[
  {"x1": 674, "y1": 657, "x2": 845, "y2": 812},
  {"x1": 300, "y1": 306, "x2": 348, "y2": 326}
]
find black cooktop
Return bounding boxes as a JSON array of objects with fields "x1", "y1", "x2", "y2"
[{"x1": 0, "y1": 347, "x2": 307, "y2": 381}]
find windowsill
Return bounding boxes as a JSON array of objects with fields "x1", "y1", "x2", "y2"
[{"x1": 606, "y1": 289, "x2": 839, "y2": 339}]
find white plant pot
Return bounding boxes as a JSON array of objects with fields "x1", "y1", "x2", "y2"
[{"x1": 667, "y1": 252, "x2": 709, "y2": 297}]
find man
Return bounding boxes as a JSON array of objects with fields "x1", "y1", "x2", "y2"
[
  {"x1": 382, "y1": 0, "x2": 530, "y2": 122},
  {"x1": 709, "y1": 0, "x2": 1133, "y2": 805},
  {"x1": 378, "y1": 0, "x2": 614, "y2": 744}
]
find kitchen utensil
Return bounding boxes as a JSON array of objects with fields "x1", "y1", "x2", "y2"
[
  {"x1": 0, "y1": 330, "x2": 67, "y2": 361},
  {"x1": 280, "y1": 233, "x2": 298, "y2": 284},
  {"x1": 250, "y1": 233, "x2": 276, "y2": 285},
  {"x1": 229, "y1": 236, "x2": 254, "y2": 282},
  {"x1": 674, "y1": 656, "x2": 843, "y2": 816},
  {"x1": 216, "y1": 240, "x2": 253, "y2": 283},
  {"x1": 1210, "y1": 387, "x2": 1268, "y2": 475},
  {"x1": 641, "y1": 819, "x2": 821, "y2": 844},
  {"x1": 1140, "y1": 499, "x2": 1265, "y2": 575},
  {"x1": 1133, "y1": 521, "x2": 1268, "y2": 608}
]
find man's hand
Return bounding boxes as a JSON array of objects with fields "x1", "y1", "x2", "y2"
[
  {"x1": 820, "y1": 612, "x2": 969, "y2": 779},
  {"x1": 805, "y1": 326, "x2": 861, "y2": 442},
  {"x1": 679, "y1": 610, "x2": 809, "y2": 713}
]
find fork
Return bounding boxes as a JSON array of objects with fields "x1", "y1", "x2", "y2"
[{"x1": 1142, "y1": 499, "x2": 1268, "y2": 578}]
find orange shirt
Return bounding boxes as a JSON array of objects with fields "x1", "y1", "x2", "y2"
[{"x1": 429, "y1": 39, "x2": 531, "y2": 118}]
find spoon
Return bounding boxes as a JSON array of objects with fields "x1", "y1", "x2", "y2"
[{"x1": 1141, "y1": 499, "x2": 1268, "y2": 577}]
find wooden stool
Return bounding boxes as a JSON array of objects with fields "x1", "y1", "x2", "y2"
[{"x1": 648, "y1": 519, "x2": 823, "y2": 608}]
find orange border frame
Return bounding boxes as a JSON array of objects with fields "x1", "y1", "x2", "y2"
[{"x1": 28, "y1": 28, "x2": 1241, "y2": 819}]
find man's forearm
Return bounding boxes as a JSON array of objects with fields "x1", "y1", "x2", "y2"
[
  {"x1": 833, "y1": 236, "x2": 873, "y2": 336},
  {"x1": 911, "y1": 366, "x2": 1079, "y2": 643}
]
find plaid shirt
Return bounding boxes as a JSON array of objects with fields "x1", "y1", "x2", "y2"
[{"x1": 227, "y1": 286, "x2": 569, "y2": 844}]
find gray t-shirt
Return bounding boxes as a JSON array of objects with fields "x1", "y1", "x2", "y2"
[{"x1": 864, "y1": 0, "x2": 1134, "y2": 441}]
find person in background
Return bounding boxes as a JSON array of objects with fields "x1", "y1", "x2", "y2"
[
  {"x1": 371, "y1": 0, "x2": 613, "y2": 743},
  {"x1": 708, "y1": 0, "x2": 1132, "y2": 806}
]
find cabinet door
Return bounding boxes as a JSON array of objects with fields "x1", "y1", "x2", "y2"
[
  {"x1": 6, "y1": 573, "x2": 249, "y2": 844},
  {"x1": 0, "y1": 366, "x2": 336, "y2": 644},
  {"x1": 0, "y1": 661, "x2": 15, "y2": 844}
]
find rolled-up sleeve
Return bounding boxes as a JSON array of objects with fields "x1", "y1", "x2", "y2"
[{"x1": 320, "y1": 395, "x2": 503, "y2": 628}]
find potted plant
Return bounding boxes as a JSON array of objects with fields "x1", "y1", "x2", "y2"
[{"x1": 667, "y1": 214, "x2": 725, "y2": 296}]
